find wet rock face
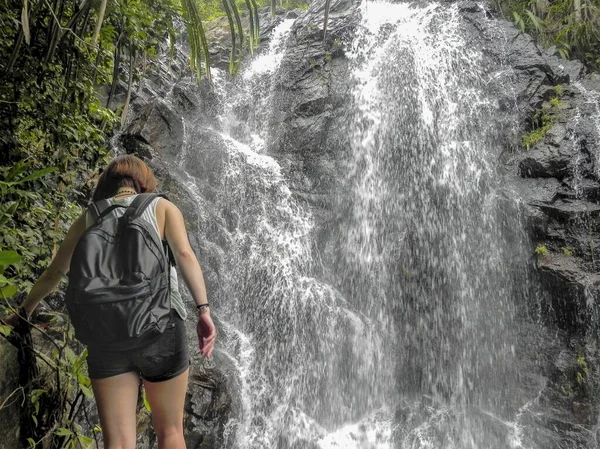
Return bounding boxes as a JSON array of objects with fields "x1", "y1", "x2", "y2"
[
  {"x1": 268, "y1": 0, "x2": 358, "y2": 199},
  {"x1": 456, "y1": 2, "x2": 599, "y2": 336},
  {"x1": 185, "y1": 355, "x2": 234, "y2": 449},
  {"x1": 506, "y1": 74, "x2": 600, "y2": 333}
]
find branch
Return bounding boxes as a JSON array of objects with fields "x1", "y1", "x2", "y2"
[{"x1": 0, "y1": 386, "x2": 25, "y2": 411}]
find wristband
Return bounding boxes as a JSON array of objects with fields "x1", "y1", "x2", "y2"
[{"x1": 196, "y1": 303, "x2": 210, "y2": 311}]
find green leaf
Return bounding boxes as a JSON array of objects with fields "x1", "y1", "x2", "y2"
[
  {"x1": 64, "y1": 346, "x2": 76, "y2": 365},
  {"x1": 74, "y1": 349, "x2": 89, "y2": 374},
  {"x1": 512, "y1": 11, "x2": 525, "y2": 32},
  {"x1": 142, "y1": 387, "x2": 151, "y2": 412},
  {"x1": 0, "y1": 324, "x2": 12, "y2": 338},
  {"x1": 0, "y1": 285, "x2": 19, "y2": 299},
  {"x1": 0, "y1": 202, "x2": 19, "y2": 227},
  {"x1": 11, "y1": 189, "x2": 39, "y2": 200},
  {"x1": 17, "y1": 167, "x2": 58, "y2": 184},
  {"x1": 525, "y1": 10, "x2": 544, "y2": 33},
  {"x1": 0, "y1": 250, "x2": 22, "y2": 266},
  {"x1": 5, "y1": 160, "x2": 30, "y2": 182},
  {"x1": 77, "y1": 435, "x2": 93, "y2": 445},
  {"x1": 80, "y1": 384, "x2": 94, "y2": 399},
  {"x1": 54, "y1": 427, "x2": 73, "y2": 437},
  {"x1": 30, "y1": 389, "x2": 46, "y2": 403}
]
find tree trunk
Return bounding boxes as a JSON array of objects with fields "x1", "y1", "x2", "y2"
[{"x1": 91, "y1": 0, "x2": 108, "y2": 47}]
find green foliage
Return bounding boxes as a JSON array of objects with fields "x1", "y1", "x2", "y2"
[
  {"x1": 0, "y1": 249, "x2": 23, "y2": 301},
  {"x1": 15, "y1": 315, "x2": 98, "y2": 449},
  {"x1": 562, "y1": 246, "x2": 574, "y2": 256},
  {"x1": 497, "y1": 0, "x2": 600, "y2": 71},
  {"x1": 575, "y1": 351, "x2": 589, "y2": 386},
  {"x1": 0, "y1": 162, "x2": 83, "y2": 294},
  {"x1": 180, "y1": 0, "x2": 212, "y2": 80},
  {"x1": 521, "y1": 93, "x2": 563, "y2": 149},
  {"x1": 534, "y1": 244, "x2": 549, "y2": 256},
  {"x1": 549, "y1": 97, "x2": 563, "y2": 108},
  {"x1": 553, "y1": 84, "x2": 565, "y2": 97},
  {"x1": 522, "y1": 122, "x2": 552, "y2": 148}
]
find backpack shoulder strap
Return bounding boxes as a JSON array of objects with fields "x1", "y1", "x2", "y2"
[
  {"x1": 126, "y1": 193, "x2": 169, "y2": 221},
  {"x1": 88, "y1": 198, "x2": 119, "y2": 222},
  {"x1": 124, "y1": 193, "x2": 175, "y2": 267}
]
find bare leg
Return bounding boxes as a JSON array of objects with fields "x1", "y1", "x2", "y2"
[
  {"x1": 144, "y1": 368, "x2": 189, "y2": 449},
  {"x1": 91, "y1": 372, "x2": 139, "y2": 449}
]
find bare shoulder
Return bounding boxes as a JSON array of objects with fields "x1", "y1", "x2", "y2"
[
  {"x1": 155, "y1": 197, "x2": 184, "y2": 240},
  {"x1": 156, "y1": 197, "x2": 180, "y2": 215}
]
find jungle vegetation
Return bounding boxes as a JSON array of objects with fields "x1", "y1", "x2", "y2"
[{"x1": 496, "y1": 0, "x2": 600, "y2": 70}]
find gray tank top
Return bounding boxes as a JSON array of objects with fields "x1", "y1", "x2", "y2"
[{"x1": 85, "y1": 195, "x2": 187, "y2": 320}]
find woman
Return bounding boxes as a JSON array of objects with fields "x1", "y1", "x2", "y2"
[{"x1": 3, "y1": 154, "x2": 216, "y2": 449}]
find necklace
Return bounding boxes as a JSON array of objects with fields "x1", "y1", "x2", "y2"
[{"x1": 114, "y1": 189, "x2": 137, "y2": 198}]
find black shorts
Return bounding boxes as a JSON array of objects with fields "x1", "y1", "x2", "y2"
[{"x1": 87, "y1": 311, "x2": 190, "y2": 382}]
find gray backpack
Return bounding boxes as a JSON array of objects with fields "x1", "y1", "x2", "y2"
[{"x1": 65, "y1": 193, "x2": 172, "y2": 350}]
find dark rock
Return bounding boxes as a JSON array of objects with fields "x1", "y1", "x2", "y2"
[
  {"x1": 536, "y1": 199, "x2": 600, "y2": 223},
  {"x1": 121, "y1": 100, "x2": 184, "y2": 159},
  {"x1": 518, "y1": 141, "x2": 576, "y2": 178},
  {"x1": 184, "y1": 354, "x2": 236, "y2": 449},
  {"x1": 537, "y1": 253, "x2": 600, "y2": 330}
]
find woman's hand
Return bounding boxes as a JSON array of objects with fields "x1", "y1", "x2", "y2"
[{"x1": 197, "y1": 311, "x2": 216, "y2": 358}]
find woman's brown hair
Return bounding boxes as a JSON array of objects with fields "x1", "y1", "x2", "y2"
[{"x1": 92, "y1": 155, "x2": 157, "y2": 201}]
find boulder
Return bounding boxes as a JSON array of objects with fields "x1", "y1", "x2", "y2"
[
  {"x1": 537, "y1": 253, "x2": 600, "y2": 329},
  {"x1": 185, "y1": 355, "x2": 235, "y2": 449},
  {"x1": 121, "y1": 100, "x2": 185, "y2": 160}
]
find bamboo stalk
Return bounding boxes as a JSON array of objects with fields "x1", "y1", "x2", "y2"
[
  {"x1": 222, "y1": 0, "x2": 237, "y2": 75},
  {"x1": 197, "y1": 16, "x2": 212, "y2": 81},
  {"x1": 244, "y1": 0, "x2": 255, "y2": 54},
  {"x1": 180, "y1": 0, "x2": 211, "y2": 82},
  {"x1": 250, "y1": 0, "x2": 260, "y2": 43},
  {"x1": 230, "y1": 0, "x2": 244, "y2": 68}
]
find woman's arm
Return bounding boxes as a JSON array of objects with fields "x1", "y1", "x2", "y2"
[
  {"x1": 3, "y1": 212, "x2": 87, "y2": 325},
  {"x1": 160, "y1": 199, "x2": 216, "y2": 358}
]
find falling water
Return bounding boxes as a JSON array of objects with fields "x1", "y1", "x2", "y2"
[
  {"x1": 171, "y1": 1, "x2": 543, "y2": 447},
  {"x1": 574, "y1": 82, "x2": 600, "y2": 181},
  {"x1": 172, "y1": 18, "x2": 395, "y2": 448},
  {"x1": 336, "y1": 1, "x2": 529, "y2": 448}
]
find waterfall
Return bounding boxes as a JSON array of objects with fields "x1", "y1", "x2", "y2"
[
  {"x1": 168, "y1": 2, "x2": 546, "y2": 448},
  {"x1": 172, "y1": 18, "x2": 394, "y2": 448},
  {"x1": 573, "y1": 83, "x2": 600, "y2": 183},
  {"x1": 334, "y1": 2, "x2": 527, "y2": 448}
]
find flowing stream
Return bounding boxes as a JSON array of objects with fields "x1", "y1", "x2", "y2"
[{"x1": 170, "y1": 1, "x2": 544, "y2": 447}]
